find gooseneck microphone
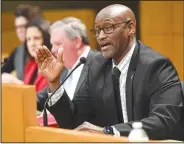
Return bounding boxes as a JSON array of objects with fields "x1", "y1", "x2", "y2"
[{"x1": 43, "y1": 57, "x2": 87, "y2": 126}]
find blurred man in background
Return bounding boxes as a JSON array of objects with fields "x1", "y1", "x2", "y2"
[{"x1": 36, "y1": 17, "x2": 96, "y2": 112}]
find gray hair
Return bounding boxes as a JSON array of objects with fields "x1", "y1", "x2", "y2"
[{"x1": 49, "y1": 17, "x2": 89, "y2": 45}]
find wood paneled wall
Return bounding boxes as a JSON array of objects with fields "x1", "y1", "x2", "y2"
[
  {"x1": 2, "y1": 9, "x2": 97, "y2": 56},
  {"x1": 2, "y1": 2, "x2": 183, "y2": 80},
  {"x1": 140, "y1": 1, "x2": 184, "y2": 80}
]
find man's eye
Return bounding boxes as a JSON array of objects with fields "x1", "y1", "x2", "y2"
[
  {"x1": 95, "y1": 29, "x2": 100, "y2": 33},
  {"x1": 104, "y1": 26, "x2": 112, "y2": 31}
]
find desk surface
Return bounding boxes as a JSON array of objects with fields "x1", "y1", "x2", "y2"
[{"x1": 25, "y1": 126, "x2": 183, "y2": 142}]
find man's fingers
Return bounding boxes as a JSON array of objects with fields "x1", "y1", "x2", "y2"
[
  {"x1": 35, "y1": 46, "x2": 46, "y2": 69},
  {"x1": 43, "y1": 45, "x2": 52, "y2": 57},
  {"x1": 75, "y1": 127, "x2": 102, "y2": 134},
  {"x1": 74, "y1": 122, "x2": 92, "y2": 131},
  {"x1": 41, "y1": 60, "x2": 48, "y2": 71},
  {"x1": 35, "y1": 49, "x2": 42, "y2": 68},
  {"x1": 74, "y1": 125, "x2": 83, "y2": 131},
  {"x1": 75, "y1": 127, "x2": 89, "y2": 131},
  {"x1": 75, "y1": 126, "x2": 93, "y2": 133},
  {"x1": 35, "y1": 46, "x2": 44, "y2": 60},
  {"x1": 57, "y1": 47, "x2": 63, "y2": 63},
  {"x1": 74, "y1": 121, "x2": 104, "y2": 133}
]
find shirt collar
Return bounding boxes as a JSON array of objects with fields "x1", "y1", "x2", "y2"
[
  {"x1": 112, "y1": 42, "x2": 136, "y2": 71},
  {"x1": 69, "y1": 46, "x2": 90, "y2": 71}
]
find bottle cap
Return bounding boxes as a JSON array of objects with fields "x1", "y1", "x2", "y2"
[{"x1": 132, "y1": 122, "x2": 143, "y2": 129}]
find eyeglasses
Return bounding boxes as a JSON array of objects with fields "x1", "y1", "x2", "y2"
[
  {"x1": 91, "y1": 20, "x2": 131, "y2": 37},
  {"x1": 15, "y1": 24, "x2": 28, "y2": 29}
]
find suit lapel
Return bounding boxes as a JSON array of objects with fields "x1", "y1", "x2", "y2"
[
  {"x1": 74, "y1": 50, "x2": 95, "y2": 94},
  {"x1": 74, "y1": 64, "x2": 88, "y2": 94},
  {"x1": 126, "y1": 41, "x2": 140, "y2": 121},
  {"x1": 14, "y1": 45, "x2": 25, "y2": 80},
  {"x1": 60, "y1": 68, "x2": 68, "y2": 82}
]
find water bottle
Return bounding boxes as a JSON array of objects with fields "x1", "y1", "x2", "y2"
[{"x1": 128, "y1": 122, "x2": 149, "y2": 142}]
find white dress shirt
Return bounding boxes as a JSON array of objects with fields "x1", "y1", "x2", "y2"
[
  {"x1": 111, "y1": 43, "x2": 135, "y2": 136},
  {"x1": 112, "y1": 43, "x2": 135, "y2": 123},
  {"x1": 63, "y1": 47, "x2": 90, "y2": 100},
  {"x1": 48, "y1": 46, "x2": 90, "y2": 105}
]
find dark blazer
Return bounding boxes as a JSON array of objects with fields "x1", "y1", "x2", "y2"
[
  {"x1": 48, "y1": 41, "x2": 184, "y2": 140},
  {"x1": 2, "y1": 45, "x2": 39, "y2": 84},
  {"x1": 2, "y1": 45, "x2": 26, "y2": 80},
  {"x1": 37, "y1": 49, "x2": 96, "y2": 111}
]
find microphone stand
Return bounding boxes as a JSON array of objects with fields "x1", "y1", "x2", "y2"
[{"x1": 43, "y1": 57, "x2": 86, "y2": 126}]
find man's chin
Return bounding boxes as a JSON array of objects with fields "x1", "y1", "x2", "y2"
[
  {"x1": 63, "y1": 63, "x2": 71, "y2": 69},
  {"x1": 18, "y1": 35, "x2": 25, "y2": 42},
  {"x1": 102, "y1": 52, "x2": 113, "y2": 59}
]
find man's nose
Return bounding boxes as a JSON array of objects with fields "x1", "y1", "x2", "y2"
[
  {"x1": 98, "y1": 29, "x2": 107, "y2": 40},
  {"x1": 51, "y1": 47, "x2": 58, "y2": 55}
]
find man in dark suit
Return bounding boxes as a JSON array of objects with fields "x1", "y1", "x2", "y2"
[
  {"x1": 34, "y1": 4, "x2": 184, "y2": 140},
  {"x1": 36, "y1": 17, "x2": 96, "y2": 111}
]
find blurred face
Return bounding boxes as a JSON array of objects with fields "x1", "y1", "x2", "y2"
[
  {"x1": 50, "y1": 29, "x2": 78, "y2": 69},
  {"x1": 26, "y1": 26, "x2": 43, "y2": 57},
  {"x1": 15, "y1": 16, "x2": 28, "y2": 43},
  {"x1": 95, "y1": 11, "x2": 130, "y2": 63}
]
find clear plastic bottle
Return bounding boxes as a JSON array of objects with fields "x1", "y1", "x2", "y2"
[{"x1": 128, "y1": 122, "x2": 149, "y2": 142}]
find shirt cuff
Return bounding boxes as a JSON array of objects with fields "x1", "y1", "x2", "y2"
[
  {"x1": 47, "y1": 86, "x2": 64, "y2": 106},
  {"x1": 112, "y1": 126, "x2": 120, "y2": 137}
]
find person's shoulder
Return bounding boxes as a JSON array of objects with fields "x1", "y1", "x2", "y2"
[
  {"x1": 88, "y1": 49, "x2": 97, "y2": 59},
  {"x1": 87, "y1": 48, "x2": 107, "y2": 64},
  {"x1": 13, "y1": 44, "x2": 25, "y2": 53},
  {"x1": 14, "y1": 44, "x2": 25, "y2": 50},
  {"x1": 87, "y1": 49, "x2": 110, "y2": 70},
  {"x1": 87, "y1": 50, "x2": 111, "y2": 79},
  {"x1": 138, "y1": 41, "x2": 170, "y2": 64},
  {"x1": 93, "y1": 51, "x2": 109, "y2": 65},
  {"x1": 137, "y1": 41, "x2": 177, "y2": 74}
]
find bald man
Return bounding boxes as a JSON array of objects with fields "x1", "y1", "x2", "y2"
[{"x1": 34, "y1": 4, "x2": 184, "y2": 140}]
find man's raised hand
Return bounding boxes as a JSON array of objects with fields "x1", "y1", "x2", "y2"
[{"x1": 34, "y1": 45, "x2": 64, "y2": 83}]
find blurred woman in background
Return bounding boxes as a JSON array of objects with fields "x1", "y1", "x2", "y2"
[
  {"x1": 2, "y1": 4, "x2": 50, "y2": 87},
  {"x1": 23, "y1": 22, "x2": 51, "y2": 92},
  {"x1": 2, "y1": 21, "x2": 51, "y2": 92}
]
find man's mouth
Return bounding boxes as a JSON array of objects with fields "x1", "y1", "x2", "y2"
[{"x1": 100, "y1": 43, "x2": 111, "y2": 50}]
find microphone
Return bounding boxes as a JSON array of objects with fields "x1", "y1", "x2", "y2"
[{"x1": 43, "y1": 57, "x2": 87, "y2": 126}]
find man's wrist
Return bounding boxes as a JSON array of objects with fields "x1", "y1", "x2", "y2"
[
  {"x1": 49, "y1": 78, "x2": 60, "y2": 92},
  {"x1": 103, "y1": 126, "x2": 120, "y2": 137},
  {"x1": 103, "y1": 126, "x2": 114, "y2": 135}
]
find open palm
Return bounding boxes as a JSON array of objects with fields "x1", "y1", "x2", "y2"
[{"x1": 34, "y1": 46, "x2": 64, "y2": 83}]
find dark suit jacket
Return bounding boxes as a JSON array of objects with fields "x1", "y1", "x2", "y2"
[
  {"x1": 48, "y1": 41, "x2": 184, "y2": 140},
  {"x1": 2, "y1": 45, "x2": 39, "y2": 84},
  {"x1": 37, "y1": 49, "x2": 96, "y2": 111},
  {"x1": 2, "y1": 45, "x2": 26, "y2": 80}
]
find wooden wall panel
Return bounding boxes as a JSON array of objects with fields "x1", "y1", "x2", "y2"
[
  {"x1": 43, "y1": 9, "x2": 97, "y2": 49},
  {"x1": 2, "y1": 9, "x2": 97, "y2": 55},
  {"x1": 140, "y1": 1, "x2": 183, "y2": 80}
]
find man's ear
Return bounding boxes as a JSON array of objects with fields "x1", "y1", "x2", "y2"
[
  {"x1": 75, "y1": 37, "x2": 82, "y2": 49},
  {"x1": 128, "y1": 21, "x2": 136, "y2": 36}
]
